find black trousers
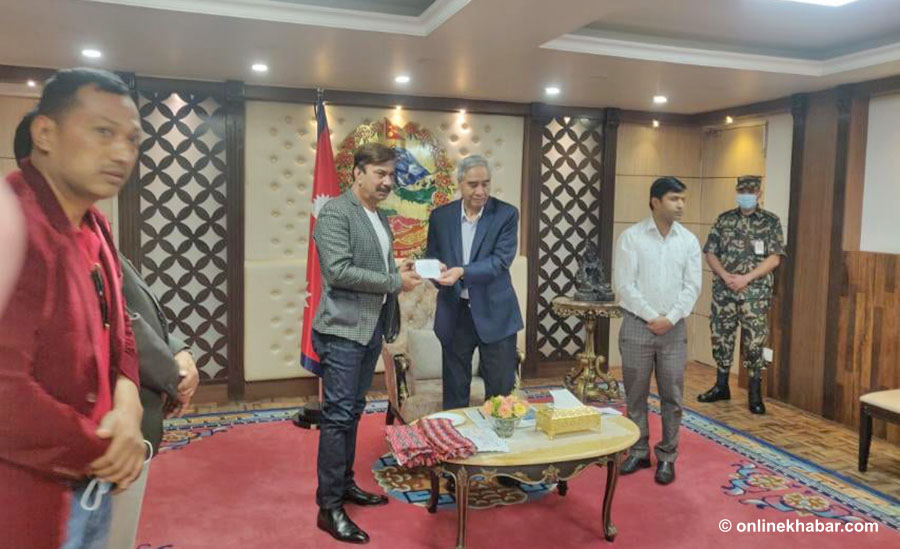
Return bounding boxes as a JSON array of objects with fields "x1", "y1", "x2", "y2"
[
  {"x1": 313, "y1": 309, "x2": 384, "y2": 510},
  {"x1": 441, "y1": 300, "x2": 517, "y2": 410}
]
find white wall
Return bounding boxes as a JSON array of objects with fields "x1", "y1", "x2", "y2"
[
  {"x1": 860, "y1": 94, "x2": 900, "y2": 254},
  {"x1": 764, "y1": 113, "x2": 793, "y2": 241}
]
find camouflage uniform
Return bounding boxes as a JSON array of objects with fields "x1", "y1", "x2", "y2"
[{"x1": 704, "y1": 196, "x2": 785, "y2": 376}]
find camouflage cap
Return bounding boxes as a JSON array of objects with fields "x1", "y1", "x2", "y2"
[{"x1": 736, "y1": 175, "x2": 762, "y2": 191}]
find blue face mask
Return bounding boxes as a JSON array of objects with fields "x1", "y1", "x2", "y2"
[{"x1": 737, "y1": 193, "x2": 758, "y2": 210}]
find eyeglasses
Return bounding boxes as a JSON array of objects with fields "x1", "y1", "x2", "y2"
[{"x1": 90, "y1": 265, "x2": 110, "y2": 328}]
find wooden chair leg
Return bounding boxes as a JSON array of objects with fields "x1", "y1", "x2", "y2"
[
  {"x1": 386, "y1": 406, "x2": 396, "y2": 426},
  {"x1": 858, "y1": 404, "x2": 873, "y2": 472}
]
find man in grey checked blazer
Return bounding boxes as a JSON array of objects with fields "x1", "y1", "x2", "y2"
[{"x1": 312, "y1": 143, "x2": 422, "y2": 544}]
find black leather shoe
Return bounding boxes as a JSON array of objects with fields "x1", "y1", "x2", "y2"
[
  {"x1": 343, "y1": 482, "x2": 388, "y2": 506},
  {"x1": 655, "y1": 461, "x2": 676, "y2": 485},
  {"x1": 698, "y1": 370, "x2": 731, "y2": 402},
  {"x1": 317, "y1": 507, "x2": 370, "y2": 544},
  {"x1": 748, "y1": 376, "x2": 766, "y2": 415},
  {"x1": 620, "y1": 455, "x2": 652, "y2": 475}
]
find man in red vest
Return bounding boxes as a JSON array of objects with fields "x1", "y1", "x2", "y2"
[{"x1": 0, "y1": 68, "x2": 146, "y2": 548}]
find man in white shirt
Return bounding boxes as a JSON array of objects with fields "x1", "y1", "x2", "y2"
[{"x1": 613, "y1": 177, "x2": 702, "y2": 485}]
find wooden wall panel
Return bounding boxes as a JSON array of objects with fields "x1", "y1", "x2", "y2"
[
  {"x1": 841, "y1": 96, "x2": 869, "y2": 252},
  {"x1": 836, "y1": 252, "x2": 900, "y2": 443},
  {"x1": 787, "y1": 90, "x2": 838, "y2": 413},
  {"x1": 608, "y1": 122, "x2": 703, "y2": 367}
]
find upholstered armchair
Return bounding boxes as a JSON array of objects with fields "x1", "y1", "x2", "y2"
[{"x1": 381, "y1": 283, "x2": 524, "y2": 425}]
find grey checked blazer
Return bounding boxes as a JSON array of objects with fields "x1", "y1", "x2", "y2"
[{"x1": 313, "y1": 189, "x2": 401, "y2": 345}]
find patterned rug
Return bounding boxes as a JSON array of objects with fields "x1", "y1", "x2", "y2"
[{"x1": 159, "y1": 387, "x2": 899, "y2": 531}]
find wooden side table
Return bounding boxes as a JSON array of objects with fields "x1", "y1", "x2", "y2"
[{"x1": 551, "y1": 297, "x2": 623, "y2": 403}]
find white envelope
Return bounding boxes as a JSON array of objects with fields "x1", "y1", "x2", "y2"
[{"x1": 415, "y1": 259, "x2": 442, "y2": 279}]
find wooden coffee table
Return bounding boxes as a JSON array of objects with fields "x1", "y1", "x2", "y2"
[{"x1": 425, "y1": 407, "x2": 640, "y2": 549}]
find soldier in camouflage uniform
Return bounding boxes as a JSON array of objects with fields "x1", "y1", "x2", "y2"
[{"x1": 697, "y1": 175, "x2": 785, "y2": 414}]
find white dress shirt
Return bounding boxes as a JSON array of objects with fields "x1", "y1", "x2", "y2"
[
  {"x1": 364, "y1": 207, "x2": 391, "y2": 272},
  {"x1": 364, "y1": 207, "x2": 392, "y2": 304},
  {"x1": 459, "y1": 205, "x2": 483, "y2": 299},
  {"x1": 613, "y1": 216, "x2": 702, "y2": 324}
]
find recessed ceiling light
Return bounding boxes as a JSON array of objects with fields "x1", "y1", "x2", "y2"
[
  {"x1": 653, "y1": 95, "x2": 668, "y2": 105},
  {"x1": 777, "y1": 0, "x2": 860, "y2": 7},
  {"x1": 545, "y1": 86, "x2": 561, "y2": 96},
  {"x1": 27, "y1": 80, "x2": 36, "y2": 88},
  {"x1": 652, "y1": 120, "x2": 660, "y2": 128},
  {"x1": 81, "y1": 49, "x2": 102, "y2": 59},
  {"x1": 251, "y1": 63, "x2": 268, "y2": 73},
  {"x1": 394, "y1": 75, "x2": 410, "y2": 84},
  {"x1": 725, "y1": 116, "x2": 734, "y2": 124}
]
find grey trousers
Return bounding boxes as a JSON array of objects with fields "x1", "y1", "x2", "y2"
[
  {"x1": 107, "y1": 460, "x2": 151, "y2": 549},
  {"x1": 619, "y1": 311, "x2": 687, "y2": 463}
]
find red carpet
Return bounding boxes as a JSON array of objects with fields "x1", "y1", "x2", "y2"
[{"x1": 137, "y1": 412, "x2": 899, "y2": 548}]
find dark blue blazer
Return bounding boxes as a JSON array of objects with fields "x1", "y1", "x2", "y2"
[{"x1": 425, "y1": 197, "x2": 524, "y2": 346}]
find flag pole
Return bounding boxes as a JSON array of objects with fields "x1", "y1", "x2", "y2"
[{"x1": 293, "y1": 87, "x2": 329, "y2": 429}]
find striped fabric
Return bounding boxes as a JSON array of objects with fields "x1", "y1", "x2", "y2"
[{"x1": 386, "y1": 418, "x2": 476, "y2": 467}]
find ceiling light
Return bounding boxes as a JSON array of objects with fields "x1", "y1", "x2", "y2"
[
  {"x1": 81, "y1": 49, "x2": 102, "y2": 59},
  {"x1": 725, "y1": 116, "x2": 734, "y2": 124},
  {"x1": 394, "y1": 75, "x2": 410, "y2": 84},
  {"x1": 545, "y1": 86, "x2": 561, "y2": 96},
  {"x1": 27, "y1": 80, "x2": 36, "y2": 88},
  {"x1": 653, "y1": 95, "x2": 668, "y2": 105},
  {"x1": 252, "y1": 63, "x2": 268, "y2": 73},
  {"x1": 652, "y1": 120, "x2": 660, "y2": 128},
  {"x1": 776, "y1": 0, "x2": 860, "y2": 7}
]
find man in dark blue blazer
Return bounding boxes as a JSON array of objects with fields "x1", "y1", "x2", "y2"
[{"x1": 426, "y1": 155, "x2": 524, "y2": 410}]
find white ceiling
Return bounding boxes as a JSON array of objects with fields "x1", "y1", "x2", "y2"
[
  {"x1": 268, "y1": 0, "x2": 437, "y2": 17},
  {"x1": 580, "y1": 0, "x2": 900, "y2": 59},
  {"x1": 2, "y1": 0, "x2": 900, "y2": 113}
]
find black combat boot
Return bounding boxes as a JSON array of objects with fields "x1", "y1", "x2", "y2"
[
  {"x1": 698, "y1": 369, "x2": 731, "y2": 402},
  {"x1": 748, "y1": 373, "x2": 766, "y2": 415}
]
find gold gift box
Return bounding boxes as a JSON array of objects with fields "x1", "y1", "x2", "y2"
[{"x1": 535, "y1": 404, "x2": 602, "y2": 439}]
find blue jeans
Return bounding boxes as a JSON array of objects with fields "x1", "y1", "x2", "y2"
[
  {"x1": 314, "y1": 309, "x2": 385, "y2": 509},
  {"x1": 61, "y1": 479, "x2": 113, "y2": 549}
]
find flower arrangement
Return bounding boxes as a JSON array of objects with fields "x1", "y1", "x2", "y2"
[{"x1": 481, "y1": 394, "x2": 529, "y2": 420}]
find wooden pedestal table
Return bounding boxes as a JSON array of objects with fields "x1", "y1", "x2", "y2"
[
  {"x1": 551, "y1": 297, "x2": 623, "y2": 402},
  {"x1": 425, "y1": 408, "x2": 640, "y2": 548}
]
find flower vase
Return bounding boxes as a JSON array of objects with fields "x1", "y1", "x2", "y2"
[{"x1": 490, "y1": 416, "x2": 521, "y2": 438}]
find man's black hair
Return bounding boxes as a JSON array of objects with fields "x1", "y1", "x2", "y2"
[
  {"x1": 35, "y1": 68, "x2": 131, "y2": 119},
  {"x1": 649, "y1": 176, "x2": 687, "y2": 210},
  {"x1": 13, "y1": 110, "x2": 36, "y2": 162}
]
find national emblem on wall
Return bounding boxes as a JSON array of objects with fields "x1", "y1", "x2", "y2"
[{"x1": 335, "y1": 118, "x2": 455, "y2": 258}]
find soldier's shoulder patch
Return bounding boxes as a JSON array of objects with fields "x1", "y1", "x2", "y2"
[
  {"x1": 716, "y1": 209, "x2": 740, "y2": 222},
  {"x1": 758, "y1": 209, "x2": 781, "y2": 223}
]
